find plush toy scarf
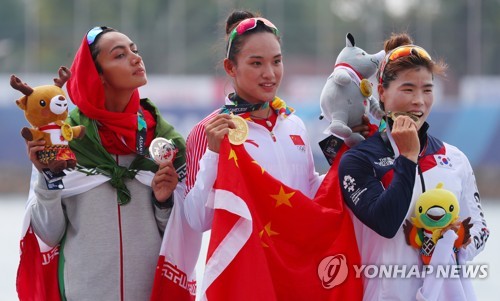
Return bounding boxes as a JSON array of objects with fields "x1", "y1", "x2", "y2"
[{"x1": 66, "y1": 34, "x2": 156, "y2": 155}]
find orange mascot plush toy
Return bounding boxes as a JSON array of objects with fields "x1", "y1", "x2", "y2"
[{"x1": 11, "y1": 66, "x2": 86, "y2": 174}]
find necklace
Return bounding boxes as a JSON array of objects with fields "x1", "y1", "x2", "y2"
[{"x1": 250, "y1": 107, "x2": 273, "y2": 128}]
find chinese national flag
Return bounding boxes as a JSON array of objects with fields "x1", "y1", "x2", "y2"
[{"x1": 201, "y1": 138, "x2": 363, "y2": 301}]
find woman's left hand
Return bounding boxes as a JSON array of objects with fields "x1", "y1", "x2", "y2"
[
  {"x1": 152, "y1": 160, "x2": 178, "y2": 203},
  {"x1": 440, "y1": 219, "x2": 472, "y2": 248},
  {"x1": 440, "y1": 220, "x2": 461, "y2": 234}
]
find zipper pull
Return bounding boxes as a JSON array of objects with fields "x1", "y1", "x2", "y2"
[{"x1": 270, "y1": 131, "x2": 276, "y2": 142}]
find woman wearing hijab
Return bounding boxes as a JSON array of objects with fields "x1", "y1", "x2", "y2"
[{"x1": 24, "y1": 26, "x2": 186, "y2": 300}]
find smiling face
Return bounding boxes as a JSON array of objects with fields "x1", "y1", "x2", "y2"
[
  {"x1": 20, "y1": 86, "x2": 69, "y2": 127},
  {"x1": 224, "y1": 32, "x2": 283, "y2": 104},
  {"x1": 95, "y1": 31, "x2": 147, "y2": 93},
  {"x1": 378, "y1": 67, "x2": 434, "y2": 130}
]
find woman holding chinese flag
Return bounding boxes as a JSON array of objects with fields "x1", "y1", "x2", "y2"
[
  {"x1": 183, "y1": 9, "x2": 328, "y2": 233},
  {"x1": 183, "y1": 9, "x2": 366, "y2": 301}
]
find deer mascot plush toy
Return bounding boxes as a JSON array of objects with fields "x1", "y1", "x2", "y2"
[{"x1": 11, "y1": 66, "x2": 85, "y2": 173}]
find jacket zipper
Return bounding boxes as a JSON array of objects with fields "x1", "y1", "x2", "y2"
[
  {"x1": 116, "y1": 155, "x2": 125, "y2": 301},
  {"x1": 416, "y1": 140, "x2": 428, "y2": 193},
  {"x1": 268, "y1": 122, "x2": 287, "y2": 181},
  {"x1": 118, "y1": 204, "x2": 124, "y2": 301},
  {"x1": 417, "y1": 164, "x2": 426, "y2": 193}
]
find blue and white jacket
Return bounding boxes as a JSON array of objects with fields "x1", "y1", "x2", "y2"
[{"x1": 338, "y1": 123, "x2": 489, "y2": 301}]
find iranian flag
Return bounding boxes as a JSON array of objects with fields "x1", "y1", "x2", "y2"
[
  {"x1": 150, "y1": 183, "x2": 203, "y2": 301},
  {"x1": 200, "y1": 138, "x2": 363, "y2": 301},
  {"x1": 17, "y1": 208, "x2": 61, "y2": 301}
]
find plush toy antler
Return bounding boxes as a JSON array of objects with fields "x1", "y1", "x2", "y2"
[
  {"x1": 53, "y1": 66, "x2": 71, "y2": 88},
  {"x1": 10, "y1": 75, "x2": 34, "y2": 96}
]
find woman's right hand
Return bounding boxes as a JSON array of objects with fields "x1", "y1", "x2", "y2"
[
  {"x1": 391, "y1": 116, "x2": 420, "y2": 163},
  {"x1": 26, "y1": 140, "x2": 49, "y2": 172},
  {"x1": 205, "y1": 114, "x2": 235, "y2": 153},
  {"x1": 351, "y1": 114, "x2": 371, "y2": 138}
]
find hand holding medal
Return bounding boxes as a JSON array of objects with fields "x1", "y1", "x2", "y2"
[
  {"x1": 228, "y1": 114, "x2": 249, "y2": 145},
  {"x1": 149, "y1": 138, "x2": 178, "y2": 164},
  {"x1": 150, "y1": 137, "x2": 179, "y2": 203}
]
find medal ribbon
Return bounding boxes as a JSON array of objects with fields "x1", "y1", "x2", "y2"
[
  {"x1": 220, "y1": 93, "x2": 270, "y2": 114},
  {"x1": 220, "y1": 102, "x2": 269, "y2": 114},
  {"x1": 136, "y1": 109, "x2": 147, "y2": 155},
  {"x1": 220, "y1": 93, "x2": 294, "y2": 117}
]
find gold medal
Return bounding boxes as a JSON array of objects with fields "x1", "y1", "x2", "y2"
[
  {"x1": 228, "y1": 115, "x2": 249, "y2": 145},
  {"x1": 387, "y1": 111, "x2": 419, "y2": 122},
  {"x1": 360, "y1": 78, "x2": 372, "y2": 97},
  {"x1": 61, "y1": 123, "x2": 73, "y2": 141}
]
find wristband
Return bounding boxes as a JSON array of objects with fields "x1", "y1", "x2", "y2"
[{"x1": 152, "y1": 192, "x2": 174, "y2": 209}]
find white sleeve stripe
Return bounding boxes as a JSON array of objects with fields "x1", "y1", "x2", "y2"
[{"x1": 186, "y1": 110, "x2": 220, "y2": 193}]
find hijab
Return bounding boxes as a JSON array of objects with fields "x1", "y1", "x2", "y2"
[{"x1": 66, "y1": 30, "x2": 156, "y2": 155}]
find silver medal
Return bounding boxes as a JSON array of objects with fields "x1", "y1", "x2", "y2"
[{"x1": 149, "y1": 138, "x2": 177, "y2": 164}]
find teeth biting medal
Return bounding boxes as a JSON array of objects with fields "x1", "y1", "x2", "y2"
[{"x1": 387, "y1": 111, "x2": 419, "y2": 122}]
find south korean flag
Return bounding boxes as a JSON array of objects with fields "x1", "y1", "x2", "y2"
[{"x1": 434, "y1": 154, "x2": 454, "y2": 169}]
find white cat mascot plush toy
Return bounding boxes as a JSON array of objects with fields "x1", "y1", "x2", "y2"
[{"x1": 319, "y1": 33, "x2": 385, "y2": 147}]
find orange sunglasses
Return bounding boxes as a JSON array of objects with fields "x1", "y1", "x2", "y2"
[{"x1": 379, "y1": 45, "x2": 432, "y2": 83}]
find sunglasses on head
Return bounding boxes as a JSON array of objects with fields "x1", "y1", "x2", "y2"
[
  {"x1": 86, "y1": 26, "x2": 108, "y2": 45},
  {"x1": 226, "y1": 17, "x2": 280, "y2": 58},
  {"x1": 379, "y1": 45, "x2": 432, "y2": 84}
]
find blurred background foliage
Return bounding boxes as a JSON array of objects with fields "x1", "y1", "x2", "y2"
[{"x1": 1, "y1": 0, "x2": 498, "y2": 95}]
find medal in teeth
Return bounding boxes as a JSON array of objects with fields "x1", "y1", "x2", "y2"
[
  {"x1": 149, "y1": 138, "x2": 177, "y2": 164},
  {"x1": 387, "y1": 111, "x2": 419, "y2": 122}
]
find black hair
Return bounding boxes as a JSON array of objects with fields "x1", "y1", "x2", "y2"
[
  {"x1": 378, "y1": 32, "x2": 447, "y2": 110},
  {"x1": 379, "y1": 32, "x2": 447, "y2": 89},
  {"x1": 225, "y1": 10, "x2": 281, "y2": 62}
]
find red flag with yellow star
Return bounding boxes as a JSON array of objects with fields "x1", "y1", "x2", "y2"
[{"x1": 201, "y1": 138, "x2": 363, "y2": 301}]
